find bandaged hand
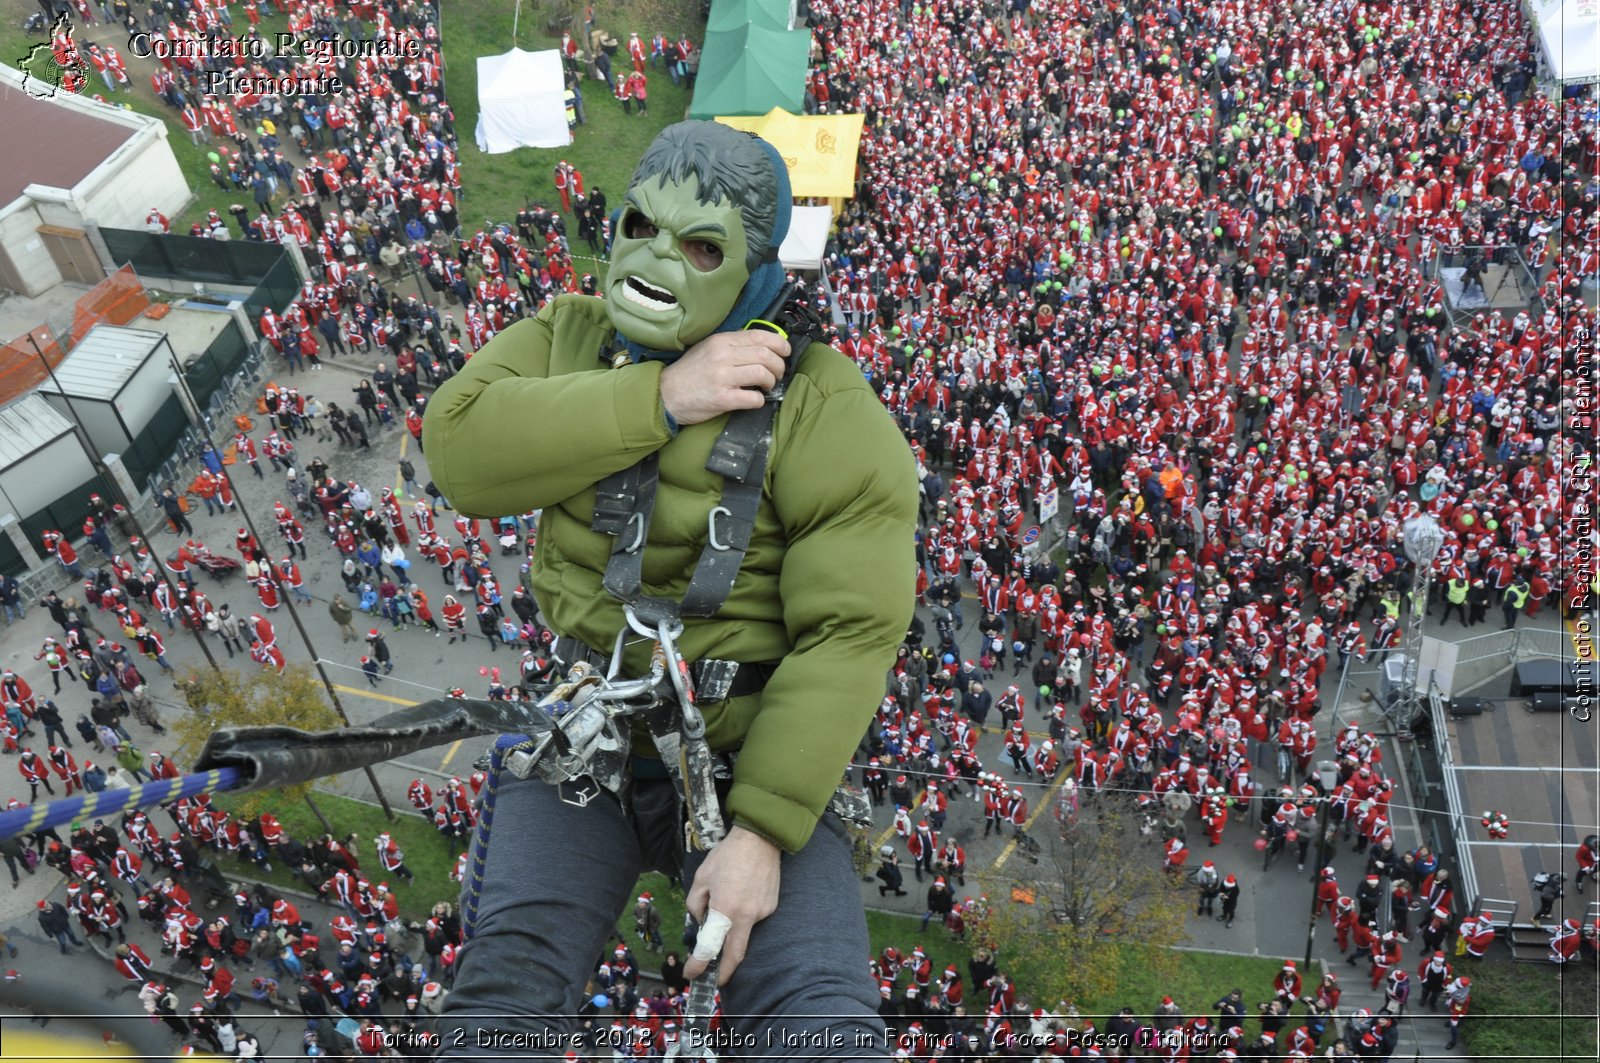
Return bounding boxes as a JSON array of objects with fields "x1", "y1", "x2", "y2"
[{"x1": 682, "y1": 825, "x2": 782, "y2": 986}]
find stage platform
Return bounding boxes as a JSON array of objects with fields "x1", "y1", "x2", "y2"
[{"x1": 1444, "y1": 677, "x2": 1600, "y2": 927}]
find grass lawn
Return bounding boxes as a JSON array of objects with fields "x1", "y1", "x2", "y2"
[
  {"x1": 215, "y1": 790, "x2": 455, "y2": 921},
  {"x1": 1001, "y1": 942, "x2": 1286, "y2": 1020},
  {"x1": 440, "y1": 0, "x2": 701, "y2": 255},
  {"x1": 1465, "y1": 954, "x2": 1599, "y2": 1060}
]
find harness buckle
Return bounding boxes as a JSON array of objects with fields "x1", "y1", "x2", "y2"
[
  {"x1": 622, "y1": 511, "x2": 647, "y2": 553},
  {"x1": 706, "y1": 505, "x2": 733, "y2": 551}
]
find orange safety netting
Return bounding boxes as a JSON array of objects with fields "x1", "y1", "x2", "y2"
[
  {"x1": 0, "y1": 266, "x2": 152, "y2": 407},
  {"x1": 69, "y1": 264, "x2": 150, "y2": 344},
  {"x1": 0, "y1": 326, "x2": 66, "y2": 407}
]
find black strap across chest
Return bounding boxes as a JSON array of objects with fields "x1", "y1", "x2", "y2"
[{"x1": 591, "y1": 329, "x2": 813, "y2": 625}]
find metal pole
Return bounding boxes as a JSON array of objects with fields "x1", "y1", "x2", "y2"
[
  {"x1": 25, "y1": 334, "x2": 222, "y2": 673},
  {"x1": 166, "y1": 352, "x2": 397, "y2": 822},
  {"x1": 1402, "y1": 567, "x2": 1432, "y2": 738},
  {"x1": 1303, "y1": 797, "x2": 1332, "y2": 971},
  {"x1": 1327, "y1": 651, "x2": 1354, "y2": 740}
]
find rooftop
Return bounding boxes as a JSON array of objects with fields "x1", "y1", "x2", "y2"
[
  {"x1": 0, "y1": 67, "x2": 135, "y2": 206},
  {"x1": 35, "y1": 324, "x2": 163, "y2": 401},
  {"x1": 0, "y1": 393, "x2": 75, "y2": 470}
]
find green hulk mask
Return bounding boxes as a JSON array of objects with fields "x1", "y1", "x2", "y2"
[{"x1": 605, "y1": 121, "x2": 790, "y2": 355}]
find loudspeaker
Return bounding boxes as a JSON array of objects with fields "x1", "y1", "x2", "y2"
[
  {"x1": 1530, "y1": 691, "x2": 1566, "y2": 713},
  {"x1": 1450, "y1": 697, "x2": 1492, "y2": 717}
]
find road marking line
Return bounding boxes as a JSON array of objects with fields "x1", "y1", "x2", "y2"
[
  {"x1": 439, "y1": 739, "x2": 462, "y2": 769},
  {"x1": 992, "y1": 769, "x2": 1068, "y2": 870},
  {"x1": 330, "y1": 682, "x2": 417, "y2": 707},
  {"x1": 872, "y1": 791, "x2": 925, "y2": 852}
]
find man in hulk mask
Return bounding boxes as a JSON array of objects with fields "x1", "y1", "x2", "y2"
[{"x1": 425, "y1": 120, "x2": 916, "y2": 1054}]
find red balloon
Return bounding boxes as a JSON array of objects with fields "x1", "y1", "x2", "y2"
[
  {"x1": 1254, "y1": 837, "x2": 1268, "y2": 851},
  {"x1": 1286, "y1": 829, "x2": 1299, "y2": 842}
]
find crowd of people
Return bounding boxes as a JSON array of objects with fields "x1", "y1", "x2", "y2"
[
  {"x1": 13, "y1": 0, "x2": 1600, "y2": 1055},
  {"x1": 14, "y1": 756, "x2": 462, "y2": 1057}
]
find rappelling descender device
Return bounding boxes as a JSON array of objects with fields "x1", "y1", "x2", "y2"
[{"x1": 493, "y1": 602, "x2": 727, "y2": 851}]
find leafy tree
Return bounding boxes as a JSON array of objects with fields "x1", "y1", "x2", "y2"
[
  {"x1": 171, "y1": 665, "x2": 343, "y2": 819},
  {"x1": 971, "y1": 795, "x2": 1190, "y2": 1014}
]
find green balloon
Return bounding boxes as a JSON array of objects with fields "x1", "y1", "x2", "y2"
[
  {"x1": 207, "y1": 151, "x2": 221, "y2": 163},
  {"x1": 1258, "y1": 442, "x2": 1269, "y2": 452},
  {"x1": 255, "y1": 126, "x2": 265, "y2": 135},
  {"x1": 1316, "y1": 80, "x2": 1325, "y2": 91},
  {"x1": 1040, "y1": 686, "x2": 1052, "y2": 696},
  {"x1": 1064, "y1": 254, "x2": 1076, "y2": 266},
  {"x1": 1285, "y1": 463, "x2": 1297, "y2": 474},
  {"x1": 1460, "y1": 513, "x2": 1475, "y2": 526},
  {"x1": 1156, "y1": 624, "x2": 1168, "y2": 634},
  {"x1": 1409, "y1": 151, "x2": 1422, "y2": 162},
  {"x1": 1214, "y1": 227, "x2": 1224, "y2": 236},
  {"x1": 1208, "y1": 52, "x2": 1217, "y2": 62},
  {"x1": 1518, "y1": 547, "x2": 1530, "y2": 557},
  {"x1": 1486, "y1": 519, "x2": 1499, "y2": 530},
  {"x1": 1112, "y1": 365, "x2": 1124, "y2": 376},
  {"x1": 1457, "y1": 199, "x2": 1467, "y2": 209},
  {"x1": 1117, "y1": 109, "x2": 1126, "y2": 119},
  {"x1": 1332, "y1": 235, "x2": 1343, "y2": 246},
  {"x1": 1299, "y1": 470, "x2": 1310, "y2": 482},
  {"x1": 892, "y1": 325, "x2": 902, "y2": 336},
  {"x1": 1052, "y1": 281, "x2": 1063, "y2": 291}
]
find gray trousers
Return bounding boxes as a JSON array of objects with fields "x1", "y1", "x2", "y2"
[{"x1": 440, "y1": 773, "x2": 885, "y2": 1057}]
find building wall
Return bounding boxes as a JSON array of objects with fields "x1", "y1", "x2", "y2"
[
  {"x1": 0, "y1": 202, "x2": 65, "y2": 296},
  {"x1": 39, "y1": 394, "x2": 127, "y2": 462},
  {"x1": 113, "y1": 336, "x2": 177, "y2": 434},
  {"x1": 0, "y1": 431, "x2": 95, "y2": 521},
  {"x1": 77, "y1": 123, "x2": 190, "y2": 231}
]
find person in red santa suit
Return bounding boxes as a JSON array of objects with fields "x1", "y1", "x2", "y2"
[{"x1": 252, "y1": 566, "x2": 281, "y2": 610}]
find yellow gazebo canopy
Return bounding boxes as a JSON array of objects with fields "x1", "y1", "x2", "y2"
[{"x1": 715, "y1": 109, "x2": 864, "y2": 199}]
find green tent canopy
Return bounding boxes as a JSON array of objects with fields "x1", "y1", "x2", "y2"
[
  {"x1": 704, "y1": 0, "x2": 792, "y2": 34},
  {"x1": 687, "y1": 23, "x2": 811, "y2": 119}
]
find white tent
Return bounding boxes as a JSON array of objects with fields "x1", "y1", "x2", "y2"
[
  {"x1": 1535, "y1": 0, "x2": 1600, "y2": 84},
  {"x1": 474, "y1": 48, "x2": 570, "y2": 153},
  {"x1": 777, "y1": 206, "x2": 833, "y2": 271}
]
